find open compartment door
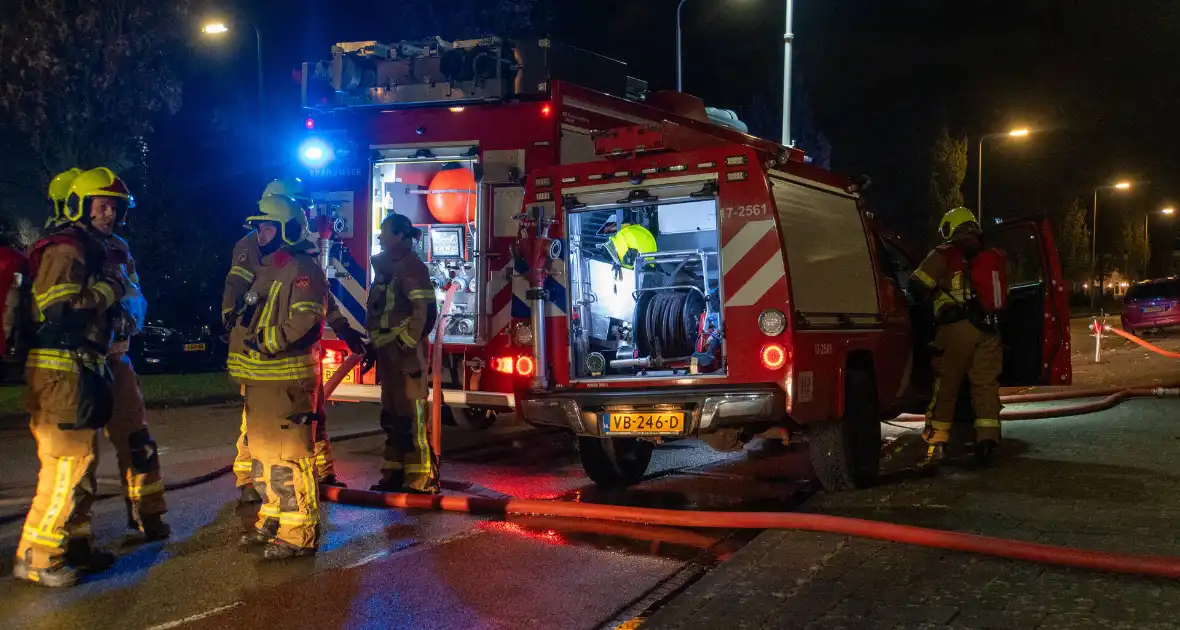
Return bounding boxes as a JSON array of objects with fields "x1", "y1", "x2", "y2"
[{"x1": 987, "y1": 217, "x2": 1072, "y2": 386}]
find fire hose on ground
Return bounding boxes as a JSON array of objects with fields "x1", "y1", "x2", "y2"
[
  {"x1": 320, "y1": 322, "x2": 1180, "y2": 580},
  {"x1": 5, "y1": 322, "x2": 1177, "y2": 579}
]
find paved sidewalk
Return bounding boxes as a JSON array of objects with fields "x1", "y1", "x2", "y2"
[{"x1": 642, "y1": 399, "x2": 1180, "y2": 630}]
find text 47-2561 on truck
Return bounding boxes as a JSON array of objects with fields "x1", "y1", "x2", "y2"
[{"x1": 515, "y1": 122, "x2": 1072, "y2": 490}]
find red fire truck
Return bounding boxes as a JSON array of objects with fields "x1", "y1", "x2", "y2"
[
  {"x1": 296, "y1": 36, "x2": 761, "y2": 429},
  {"x1": 515, "y1": 122, "x2": 1072, "y2": 490}
]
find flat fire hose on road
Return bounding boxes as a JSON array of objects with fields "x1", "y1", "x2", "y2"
[
  {"x1": 320, "y1": 323, "x2": 1180, "y2": 581},
  {"x1": 5, "y1": 322, "x2": 1178, "y2": 579}
]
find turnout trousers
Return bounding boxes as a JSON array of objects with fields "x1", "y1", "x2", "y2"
[
  {"x1": 243, "y1": 381, "x2": 321, "y2": 550},
  {"x1": 925, "y1": 320, "x2": 1003, "y2": 445},
  {"x1": 376, "y1": 342, "x2": 439, "y2": 493},
  {"x1": 16, "y1": 366, "x2": 99, "y2": 572},
  {"x1": 234, "y1": 382, "x2": 335, "y2": 486},
  {"x1": 106, "y1": 353, "x2": 166, "y2": 526}
]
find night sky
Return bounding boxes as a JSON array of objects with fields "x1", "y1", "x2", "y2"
[{"x1": 196, "y1": 0, "x2": 1180, "y2": 247}]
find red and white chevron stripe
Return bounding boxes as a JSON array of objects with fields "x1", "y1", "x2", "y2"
[{"x1": 721, "y1": 219, "x2": 786, "y2": 308}]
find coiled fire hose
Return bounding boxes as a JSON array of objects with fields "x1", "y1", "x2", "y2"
[{"x1": 320, "y1": 322, "x2": 1180, "y2": 580}]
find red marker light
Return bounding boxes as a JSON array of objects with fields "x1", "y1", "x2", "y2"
[
  {"x1": 304, "y1": 117, "x2": 315, "y2": 130},
  {"x1": 760, "y1": 344, "x2": 787, "y2": 370},
  {"x1": 541, "y1": 104, "x2": 552, "y2": 117},
  {"x1": 515, "y1": 356, "x2": 536, "y2": 377}
]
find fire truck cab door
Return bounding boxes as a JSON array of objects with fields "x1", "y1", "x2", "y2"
[{"x1": 986, "y1": 217, "x2": 1072, "y2": 386}]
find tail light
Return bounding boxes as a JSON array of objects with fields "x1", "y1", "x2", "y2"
[
  {"x1": 491, "y1": 355, "x2": 535, "y2": 377},
  {"x1": 491, "y1": 357, "x2": 515, "y2": 374},
  {"x1": 325, "y1": 349, "x2": 343, "y2": 365},
  {"x1": 760, "y1": 344, "x2": 787, "y2": 370},
  {"x1": 515, "y1": 356, "x2": 535, "y2": 377}
]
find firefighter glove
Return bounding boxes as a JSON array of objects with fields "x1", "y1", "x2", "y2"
[{"x1": 337, "y1": 325, "x2": 367, "y2": 355}]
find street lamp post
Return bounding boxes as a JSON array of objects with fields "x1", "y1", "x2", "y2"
[
  {"x1": 1090, "y1": 180, "x2": 1133, "y2": 308},
  {"x1": 781, "y1": 0, "x2": 794, "y2": 146},
  {"x1": 202, "y1": 22, "x2": 264, "y2": 122},
  {"x1": 976, "y1": 128, "x2": 1029, "y2": 225},
  {"x1": 675, "y1": 0, "x2": 688, "y2": 93},
  {"x1": 675, "y1": 0, "x2": 794, "y2": 146},
  {"x1": 1145, "y1": 207, "x2": 1175, "y2": 278}
]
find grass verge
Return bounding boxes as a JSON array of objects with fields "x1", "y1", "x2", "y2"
[{"x1": 0, "y1": 371, "x2": 237, "y2": 417}]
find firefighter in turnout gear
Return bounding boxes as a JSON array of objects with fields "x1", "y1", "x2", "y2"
[
  {"x1": 14, "y1": 168, "x2": 133, "y2": 587},
  {"x1": 228, "y1": 194, "x2": 330, "y2": 559},
  {"x1": 222, "y1": 179, "x2": 364, "y2": 502},
  {"x1": 88, "y1": 170, "x2": 171, "y2": 542},
  {"x1": 367, "y1": 213, "x2": 439, "y2": 494},
  {"x1": 910, "y1": 207, "x2": 1003, "y2": 469}
]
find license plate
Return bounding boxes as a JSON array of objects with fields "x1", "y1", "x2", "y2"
[
  {"x1": 183, "y1": 343, "x2": 206, "y2": 352},
  {"x1": 1143, "y1": 305, "x2": 1168, "y2": 314},
  {"x1": 323, "y1": 366, "x2": 355, "y2": 384},
  {"x1": 603, "y1": 412, "x2": 685, "y2": 435}
]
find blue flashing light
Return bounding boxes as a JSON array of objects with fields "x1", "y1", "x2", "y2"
[{"x1": 298, "y1": 137, "x2": 333, "y2": 168}]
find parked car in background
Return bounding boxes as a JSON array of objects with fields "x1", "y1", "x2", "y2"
[
  {"x1": 130, "y1": 301, "x2": 227, "y2": 374},
  {"x1": 1121, "y1": 277, "x2": 1180, "y2": 334}
]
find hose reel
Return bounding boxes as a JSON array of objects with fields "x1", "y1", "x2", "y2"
[{"x1": 634, "y1": 289, "x2": 707, "y2": 360}]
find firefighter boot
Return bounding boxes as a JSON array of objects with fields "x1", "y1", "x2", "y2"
[
  {"x1": 12, "y1": 556, "x2": 80, "y2": 588},
  {"x1": 976, "y1": 440, "x2": 999, "y2": 469},
  {"x1": 320, "y1": 474, "x2": 347, "y2": 488},
  {"x1": 239, "y1": 529, "x2": 272, "y2": 547},
  {"x1": 64, "y1": 539, "x2": 116, "y2": 573},
  {"x1": 370, "y1": 477, "x2": 404, "y2": 493},
  {"x1": 138, "y1": 514, "x2": 172, "y2": 542},
  {"x1": 918, "y1": 443, "x2": 947, "y2": 474},
  {"x1": 262, "y1": 539, "x2": 317, "y2": 561}
]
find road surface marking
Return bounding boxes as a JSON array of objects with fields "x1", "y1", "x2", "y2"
[{"x1": 143, "y1": 602, "x2": 243, "y2": 630}]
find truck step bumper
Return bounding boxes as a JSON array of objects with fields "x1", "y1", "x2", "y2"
[
  {"x1": 519, "y1": 386, "x2": 783, "y2": 437},
  {"x1": 329, "y1": 384, "x2": 515, "y2": 410}
]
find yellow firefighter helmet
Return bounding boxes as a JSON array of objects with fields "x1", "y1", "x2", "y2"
[
  {"x1": 609, "y1": 223, "x2": 657, "y2": 269},
  {"x1": 246, "y1": 194, "x2": 310, "y2": 246},
  {"x1": 260, "y1": 178, "x2": 312, "y2": 207},
  {"x1": 939, "y1": 206, "x2": 981, "y2": 241},
  {"x1": 64, "y1": 167, "x2": 135, "y2": 224},
  {"x1": 47, "y1": 168, "x2": 83, "y2": 225}
]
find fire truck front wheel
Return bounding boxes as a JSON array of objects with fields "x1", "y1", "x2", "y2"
[
  {"x1": 807, "y1": 370, "x2": 882, "y2": 492},
  {"x1": 578, "y1": 437, "x2": 653, "y2": 487}
]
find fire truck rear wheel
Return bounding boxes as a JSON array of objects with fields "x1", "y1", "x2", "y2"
[
  {"x1": 448, "y1": 406, "x2": 497, "y2": 431},
  {"x1": 807, "y1": 369, "x2": 881, "y2": 492},
  {"x1": 578, "y1": 437, "x2": 653, "y2": 487}
]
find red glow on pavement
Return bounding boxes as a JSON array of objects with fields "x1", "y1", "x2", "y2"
[{"x1": 479, "y1": 520, "x2": 566, "y2": 546}]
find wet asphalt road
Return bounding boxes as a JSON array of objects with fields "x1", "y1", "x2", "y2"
[{"x1": 0, "y1": 416, "x2": 812, "y2": 630}]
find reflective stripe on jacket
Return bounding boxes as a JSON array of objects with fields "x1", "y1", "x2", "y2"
[
  {"x1": 365, "y1": 249, "x2": 436, "y2": 349},
  {"x1": 228, "y1": 247, "x2": 329, "y2": 385}
]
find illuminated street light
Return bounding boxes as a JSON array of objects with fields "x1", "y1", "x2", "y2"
[
  {"x1": 977, "y1": 127, "x2": 1032, "y2": 224},
  {"x1": 1144, "y1": 206, "x2": 1176, "y2": 277},
  {"x1": 201, "y1": 20, "x2": 264, "y2": 121},
  {"x1": 1090, "y1": 180, "x2": 1136, "y2": 307}
]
